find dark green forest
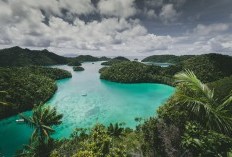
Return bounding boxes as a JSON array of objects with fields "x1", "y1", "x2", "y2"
[
  {"x1": 101, "y1": 56, "x2": 130, "y2": 65},
  {"x1": 100, "y1": 53, "x2": 232, "y2": 85},
  {"x1": 0, "y1": 66, "x2": 71, "y2": 119},
  {"x1": 0, "y1": 46, "x2": 110, "y2": 67},
  {"x1": 0, "y1": 46, "x2": 68, "y2": 66},
  {"x1": 142, "y1": 54, "x2": 195, "y2": 63},
  {"x1": 73, "y1": 66, "x2": 85, "y2": 71}
]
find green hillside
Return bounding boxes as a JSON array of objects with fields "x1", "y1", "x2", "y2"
[
  {"x1": 72, "y1": 55, "x2": 110, "y2": 63},
  {"x1": 0, "y1": 66, "x2": 72, "y2": 119},
  {"x1": 101, "y1": 56, "x2": 130, "y2": 65},
  {"x1": 100, "y1": 53, "x2": 232, "y2": 84},
  {"x1": 182, "y1": 53, "x2": 232, "y2": 82},
  {"x1": 0, "y1": 46, "x2": 68, "y2": 67},
  {"x1": 142, "y1": 55, "x2": 194, "y2": 63}
]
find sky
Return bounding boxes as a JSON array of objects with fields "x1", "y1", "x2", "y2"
[{"x1": 0, "y1": 0, "x2": 232, "y2": 56}]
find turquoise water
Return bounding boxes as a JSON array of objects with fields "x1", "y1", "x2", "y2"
[{"x1": 0, "y1": 62, "x2": 174, "y2": 157}]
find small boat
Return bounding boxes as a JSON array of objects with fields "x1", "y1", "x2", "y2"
[
  {"x1": 16, "y1": 119, "x2": 24, "y2": 123},
  {"x1": 81, "y1": 94, "x2": 87, "y2": 96}
]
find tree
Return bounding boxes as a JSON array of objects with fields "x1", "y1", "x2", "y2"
[
  {"x1": 181, "y1": 122, "x2": 232, "y2": 157},
  {"x1": 107, "y1": 123, "x2": 124, "y2": 138},
  {"x1": 20, "y1": 105, "x2": 63, "y2": 143},
  {"x1": 174, "y1": 70, "x2": 232, "y2": 135}
]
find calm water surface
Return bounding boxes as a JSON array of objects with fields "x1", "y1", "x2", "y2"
[{"x1": 0, "y1": 62, "x2": 174, "y2": 156}]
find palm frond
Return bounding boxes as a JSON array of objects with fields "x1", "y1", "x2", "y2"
[
  {"x1": 174, "y1": 70, "x2": 232, "y2": 135},
  {"x1": 19, "y1": 114, "x2": 36, "y2": 128}
]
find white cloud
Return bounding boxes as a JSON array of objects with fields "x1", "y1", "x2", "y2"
[
  {"x1": 193, "y1": 23, "x2": 229, "y2": 36},
  {"x1": 0, "y1": 0, "x2": 231, "y2": 56},
  {"x1": 0, "y1": 0, "x2": 174, "y2": 55},
  {"x1": 145, "y1": 9, "x2": 157, "y2": 19},
  {"x1": 98, "y1": 0, "x2": 136, "y2": 18},
  {"x1": 59, "y1": 0, "x2": 95, "y2": 15},
  {"x1": 159, "y1": 4, "x2": 180, "y2": 23}
]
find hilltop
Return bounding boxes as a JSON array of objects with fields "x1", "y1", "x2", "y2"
[
  {"x1": 0, "y1": 46, "x2": 110, "y2": 67},
  {"x1": 142, "y1": 54, "x2": 194, "y2": 63},
  {"x1": 0, "y1": 46, "x2": 68, "y2": 66},
  {"x1": 101, "y1": 56, "x2": 130, "y2": 65},
  {"x1": 71, "y1": 55, "x2": 110, "y2": 63},
  {"x1": 100, "y1": 53, "x2": 232, "y2": 84}
]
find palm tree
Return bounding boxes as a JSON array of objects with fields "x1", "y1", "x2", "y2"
[
  {"x1": 17, "y1": 138, "x2": 56, "y2": 157},
  {"x1": 107, "y1": 123, "x2": 124, "y2": 138},
  {"x1": 20, "y1": 105, "x2": 63, "y2": 144},
  {"x1": 174, "y1": 70, "x2": 232, "y2": 135}
]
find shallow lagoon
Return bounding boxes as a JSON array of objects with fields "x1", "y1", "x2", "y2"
[{"x1": 0, "y1": 62, "x2": 174, "y2": 156}]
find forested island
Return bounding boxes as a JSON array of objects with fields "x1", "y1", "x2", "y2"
[
  {"x1": 141, "y1": 54, "x2": 195, "y2": 63},
  {"x1": 73, "y1": 66, "x2": 85, "y2": 71},
  {"x1": 100, "y1": 53, "x2": 232, "y2": 85},
  {"x1": 0, "y1": 46, "x2": 110, "y2": 67},
  {"x1": 0, "y1": 66, "x2": 71, "y2": 119},
  {"x1": 101, "y1": 56, "x2": 130, "y2": 65},
  {"x1": 0, "y1": 46, "x2": 232, "y2": 157}
]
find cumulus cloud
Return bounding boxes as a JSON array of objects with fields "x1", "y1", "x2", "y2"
[
  {"x1": 193, "y1": 23, "x2": 229, "y2": 36},
  {"x1": 0, "y1": 0, "x2": 231, "y2": 56},
  {"x1": 159, "y1": 4, "x2": 180, "y2": 23},
  {"x1": 98, "y1": 0, "x2": 136, "y2": 18}
]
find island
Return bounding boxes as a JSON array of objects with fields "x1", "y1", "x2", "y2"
[
  {"x1": 101, "y1": 56, "x2": 130, "y2": 66},
  {"x1": 68, "y1": 59, "x2": 82, "y2": 66},
  {"x1": 100, "y1": 53, "x2": 232, "y2": 85},
  {"x1": 73, "y1": 66, "x2": 85, "y2": 71},
  {"x1": 0, "y1": 66, "x2": 72, "y2": 119}
]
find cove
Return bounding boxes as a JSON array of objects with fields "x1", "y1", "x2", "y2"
[{"x1": 0, "y1": 62, "x2": 175, "y2": 157}]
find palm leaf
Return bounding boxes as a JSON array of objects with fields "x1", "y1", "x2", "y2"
[{"x1": 174, "y1": 70, "x2": 232, "y2": 135}]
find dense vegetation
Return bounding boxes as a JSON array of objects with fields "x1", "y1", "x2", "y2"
[
  {"x1": 16, "y1": 71, "x2": 232, "y2": 157},
  {"x1": 142, "y1": 54, "x2": 194, "y2": 63},
  {"x1": 18, "y1": 105, "x2": 63, "y2": 157},
  {"x1": 0, "y1": 66, "x2": 71, "y2": 119},
  {"x1": 100, "y1": 53, "x2": 232, "y2": 85},
  {"x1": 73, "y1": 66, "x2": 85, "y2": 71},
  {"x1": 0, "y1": 46, "x2": 68, "y2": 67},
  {"x1": 71, "y1": 55, "x2": 110, "y2": 63},
  {"x1": 208, "y1": 76, "x2": 232, "y2": 100},
  {"x1": 181, "y1": 53, "x2": 232, "y2": 82},
  {"x1": 101, "y1": 56, "x2": 130, "y2": 66},
  {"x1": 67, "y1": 59, "x2": 82, "y2": 66},
  {"x1": 100, "y1": 61, "x2": 180, "y2": 85},
  {"x1": 0, "y1": 47, "x2": 111, "y2": 67}
]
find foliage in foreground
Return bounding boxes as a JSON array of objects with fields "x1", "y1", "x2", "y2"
[
  {"x1": 50, "y1": 123, "x2": 143, "y2": 157},
  {"x1": 17, "y1": 105, "x2": 63, "y2": 157},
  {"x1": 149, "y1": 70, "x2": 232, "y2": 157}
]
